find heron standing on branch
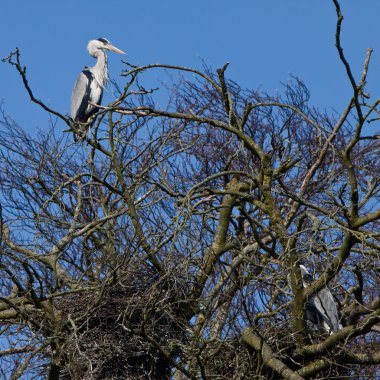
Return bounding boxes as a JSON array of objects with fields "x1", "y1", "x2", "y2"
[
  {"x1": 299, "y1": 265, "x2": 343, "y2": 334},
  {"x1": 70, "y1": 38, "x2": 125, "y2": 127}
]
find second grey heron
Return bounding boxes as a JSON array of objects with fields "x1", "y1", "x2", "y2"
[
  {"x1": 70, "y1": 38, "x2": 125, "y2": 125},
  {"x1": 300, "y1": 265, "x2": 343, "y2": 334}
]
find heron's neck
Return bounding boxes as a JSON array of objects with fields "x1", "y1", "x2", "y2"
[{"x1": 93, "y1": 51, "x2": 108, "y2": 87}]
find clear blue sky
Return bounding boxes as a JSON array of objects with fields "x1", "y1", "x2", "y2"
[{"x1": 1, "y1": 1, "x2": 380, "y2": 133}]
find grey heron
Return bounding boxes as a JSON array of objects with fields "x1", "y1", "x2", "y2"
[
  {"x1": 299, "y1": 265, "x2": 343, "y2": 334},
  {"x1": 70, "y1": 38, "x2": 125, "y2": 125}
]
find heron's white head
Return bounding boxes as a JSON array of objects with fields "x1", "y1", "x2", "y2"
[
  {"x1": 299, "y1": 265, "x2": 314, "y2": 285},
  {"x1": 87, "y1": 38, "x2": 126, "y2": 58}
]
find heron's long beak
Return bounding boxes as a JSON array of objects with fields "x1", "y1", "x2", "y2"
[{"x1": 107, "y1": 44, "x2": 126, "y2": 54}]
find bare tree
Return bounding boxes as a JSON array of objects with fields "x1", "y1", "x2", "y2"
[{"x1": 1, "y1": 1, "x2": 379, "y2": 379}]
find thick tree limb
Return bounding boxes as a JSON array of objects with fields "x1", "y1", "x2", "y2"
[{"x1": 242, "y1": 328, "x2": 305, "y2": 380}]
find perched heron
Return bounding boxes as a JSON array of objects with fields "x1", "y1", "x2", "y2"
[
  {"x1": 300, "y1": 265, "x2": 343, "y2": 334},
  {"x1": 70, "y1": 38, "x2": 125, "y2": 125}
]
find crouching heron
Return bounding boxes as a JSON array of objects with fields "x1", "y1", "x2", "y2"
[{"x1": 300, "y1": 265, "x2": 343, "y2": 334}]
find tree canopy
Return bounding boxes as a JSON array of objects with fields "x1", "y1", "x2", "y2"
[{"x1": 0, "y1": 1, "x2": 379, "y2": 379}]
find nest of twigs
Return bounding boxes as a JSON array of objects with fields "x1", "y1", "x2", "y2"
[
  {"x1": 55, "y1": 267, "x2": 188, "y2": 380},
  {"x1": 50, "y1": 266, "x2": 369, "y2": 379}
]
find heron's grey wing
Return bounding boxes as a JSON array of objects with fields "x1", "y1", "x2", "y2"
[
  {"x1": 70, "y1": 69, "x2": 93, "y2": 122},
  {"x1": 305, "y1": 299, "x2": 323, "y2": 331},
  {"x1": 314, "y1": 288, "x2": 342, "y2": 332}
]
